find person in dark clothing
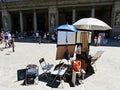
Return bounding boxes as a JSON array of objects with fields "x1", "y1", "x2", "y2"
[{"x1": 11, "y1": 38, "x2": 15, "y2": 52}]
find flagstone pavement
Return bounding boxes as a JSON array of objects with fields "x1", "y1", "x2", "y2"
[{"x1": 0, "y1": 40, "x2": 120, "y2": 90}]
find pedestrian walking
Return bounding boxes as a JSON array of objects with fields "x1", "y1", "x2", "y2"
[
  {"x1": 43, "y1": 33, "x2": 47, "y2": 40},
  {"x1": 35, "y1": 32, "x2": 39, "y2": 40},
  {"x1": 76, "y1": 45, "x2": 81, "y2": 59},
  {"x1": 0, "y1": 31, "x2": 4, "y2": 44},
  {"x1": 38, "y1": 35, "x2": 41, "y2": 44},
  {"x1": 94, "y1": 36, "x2": 97, "y2": 46},
  {"x1": 11, "y1": 38, "x2": 15, "y2": 52},
  {"x1": 8, "y1": 32, "x2": 12, "y2": 47},
  {"x1": 97, "y1": 34, "x2": 101, "y2": 46},
  {"x1": 4, "y1": 32, "x2": 9, "y2": 48}
]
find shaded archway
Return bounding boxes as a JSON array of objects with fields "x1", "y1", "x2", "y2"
[
  {"x1": 37, "y1": 10, "x2": 48, "y2": 38},
  {"x1": 23, "y1": 11, "x2": 34, "y2": 36},
  {"x1": 10, "y1": 11, "x2": 20, "y2": 34}
]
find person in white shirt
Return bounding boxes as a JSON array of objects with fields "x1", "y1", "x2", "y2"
[
  {"x1": 76, "y1": 45, "x2": 81, "y2": 59},
  {"x1": 97, "y1": 34, "x2": 101, "y2": 46},
  {"x1": 94, "y1": 36, "x2": 97, "y2": 46}
]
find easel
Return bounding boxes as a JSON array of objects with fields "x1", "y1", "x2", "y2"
[
  {"x1": 80, "y1": 31, "x2": 94, "y2": 75},
  {"x1": 80, "y1": 32, "x2": 90, "y2": 73}
]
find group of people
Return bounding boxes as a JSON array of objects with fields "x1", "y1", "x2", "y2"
[
  {"x1": 33, "y1": 31, "x2": 50, "y2": 44},
  {"x1": 32, "y1": 31, "x2": 57, "y2": 43},
  {"x1": 0, "y1": 31, "x2": 15, "y2": 52},
  {"x1": 94, "y1": 33, "x2": 108, "y2": 46},
  {"x1": 94, "y1": 34, "x2": 101, "y2": 46}
]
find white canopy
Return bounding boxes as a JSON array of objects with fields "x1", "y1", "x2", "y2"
[{"x1": 73, "y1": 17, "x2": 112, "y2": 30}]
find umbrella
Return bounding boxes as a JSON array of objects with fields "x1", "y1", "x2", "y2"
[
  {"x1": 55, "y1": 23, "x2": 77, "y2": 32},
  {"x1": 73, "y1": 17, "x2": 112, "y2": 30},
  {"x1": 54, "y1": 23, "x2": 77, "y2": 44}
]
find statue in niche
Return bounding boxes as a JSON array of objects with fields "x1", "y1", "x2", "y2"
[
  {"x1": 115, "y1": 11, "x2": 120, "y2": 25},
  {"x1": 3, "y1": 16, "x2": 8, "y2": 31},
  {"x1": 50, "y1": 14, "x2": 55, "y2": 27}
]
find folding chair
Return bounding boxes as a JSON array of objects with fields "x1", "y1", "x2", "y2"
[
  {"x1": 72, "y1": 69, "x2": 85, "y2": 86},
  {"x1": 91, "y1": 51, "x2": 104, "y2": 71},
  {"x1": 50, "y1": 62, "x2": 66, "y2": 88},
  {"x1": 39, "y1": 58, "x2": 54, "y2": 78},
  {"x1": 25, "y1": 64, "x2": 39, "y2": 85}
]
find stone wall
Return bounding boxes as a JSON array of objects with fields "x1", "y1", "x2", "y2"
[
  {"x1": 0, "y1": 0, "x2": 114, "y2": 11},
  {"x1": 112, "y1": 1, "x2": 120, "y2": 36}
]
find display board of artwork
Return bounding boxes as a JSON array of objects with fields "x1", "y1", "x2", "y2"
[
  {"x1": 81, "y1": 32, "x2": 88, "y2": 52},
  {"x1": 76, "y1": 31, "x2": 92, "y2": 44},
  {"x1": 57, "y1": 31, "x2": 76, "y2": 45},
  {"x1": 56, "y1": 45, "x2": 76, "y2": 60}
]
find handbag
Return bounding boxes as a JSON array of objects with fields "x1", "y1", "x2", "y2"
[
  {"x1": 64, "y1": 48, "x2": 70, "y2": 60},
  {"x1": 72, "y1": 60, "x2": 81, "y2": 72}
]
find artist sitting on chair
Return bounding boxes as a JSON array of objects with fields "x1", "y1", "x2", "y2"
[{"x1": 72, "y1": 59, "x2": 86, "y2": 80}]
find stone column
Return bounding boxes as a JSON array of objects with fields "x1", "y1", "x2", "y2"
[
  {"x1": 91, "y1": 6, "x2": 95, "y2": 37},
  {"x1": 91, "y1": 7, "x2": 95, "y2": 18},
  {"x1": 33, "y1": 10, "x2": 37, "y2": 33},
  {"x1": 112, "y1": 1, "x2": 120, "y2": 35},
  {"x1": 48, "y1": 6, "x2": 58, "y2": 34},
  {"x1": 72, "y1": 8, "x2": 76, "y2": 23},
  {"x1": 2, "y1": 10, "x2": 12, "y2": 32},
  {"x1": 20, "y1": 10, "x2": 23, "y2": 33}
]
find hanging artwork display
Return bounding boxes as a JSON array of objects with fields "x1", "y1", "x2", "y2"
[
  {"x1": 57, "y1": 31, "x2": 76, "y2": 45},
  {"x1": 55, "y1": 24, "x2": 77, "y2": 60},
  {"x1": 76, "y1": 31, "x2": 92, "y2": 44}
]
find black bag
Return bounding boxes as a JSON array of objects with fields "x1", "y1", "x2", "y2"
[
  {"x1": 26, "y1": 74, "x2": 35, "y2": 84},
  {"x1": 64, "y1": 48, "x2": 70, "y2": 60},
  {"x1": 17, "y1": 69, "x2": 27, "y2": 81}
]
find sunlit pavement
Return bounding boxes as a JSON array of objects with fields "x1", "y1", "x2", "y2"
[{"x1": 0, "y1": 39, "x2": 120, "y2": 90}]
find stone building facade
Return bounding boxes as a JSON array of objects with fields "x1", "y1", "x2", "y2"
[{"x1": 0, "y1": 0, "x2": 120, "y2": 37}]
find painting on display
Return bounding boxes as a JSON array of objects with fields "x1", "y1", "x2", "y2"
[
  {"x1": 56, "y1": 45, "x2": 76, "y2": 60},
  {"x1": 56, "y1": 31, "x2": 76, "y2": 60},
  {"x1": 57, "y1": 31, "x2": 76, "y2": 45},
  {"x1": 76, "y1": 31, "x2": 92, "y2": 44}
]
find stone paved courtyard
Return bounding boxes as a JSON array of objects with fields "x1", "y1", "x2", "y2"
[{"x1": 0, "y1": 40, "x2": 120, "y2": 90}]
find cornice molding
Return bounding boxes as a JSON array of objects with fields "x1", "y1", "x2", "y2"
[{"x1": 0, "y1": 0, "x2": 114, "y2": 11}]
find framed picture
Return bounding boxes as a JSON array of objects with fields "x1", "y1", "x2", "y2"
[
  {"x1": 57, "y1": 31, "x2": 76, "y2": 45},
  {"x1": 56, "y1": 45, "x2": 76, "y2": 60},
  {"x1": 76, "y1": 31, "x2": 92, "y2": 44}
]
